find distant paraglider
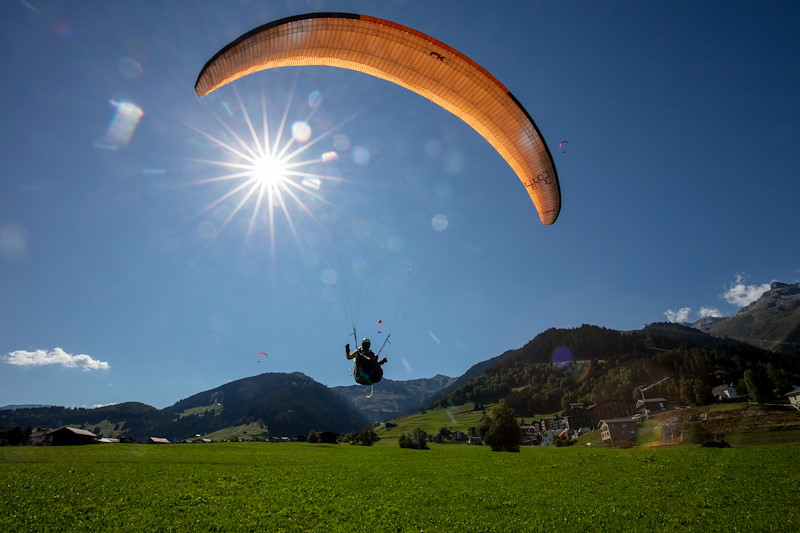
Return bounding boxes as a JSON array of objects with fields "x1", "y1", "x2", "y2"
[
  {"x1": 256, "y1": 352, "x2": 268, "y2": 363},
  {"x1": 559, "y1": 141, "x2": 568, "y2": 153}
]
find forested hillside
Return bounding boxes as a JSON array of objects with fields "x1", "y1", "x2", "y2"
[
  {"x1": 0, "y1": 373, "x2": 368, "y2": 442},
  {"x1": 433, "y1": 324, "x2": 800, "y2": 415}
]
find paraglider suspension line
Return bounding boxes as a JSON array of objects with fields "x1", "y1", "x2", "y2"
[{"x1": 376, "y1": 334, "x2": 391, "y2": 357}]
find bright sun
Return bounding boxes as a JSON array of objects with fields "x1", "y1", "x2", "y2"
[
  {"x1": 185, "y1": 91, "x2": 344, "y2": 253},
  {"x1": 250, "y1": 155, "x2": 287, "y2": 187}
]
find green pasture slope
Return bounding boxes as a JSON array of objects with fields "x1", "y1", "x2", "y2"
[
  {"x1": 2, "y1": 443, "x2": 798, "y2": 532},
  {"x1": 376, "y1": 402, "x2": 487, "y2": 445}
]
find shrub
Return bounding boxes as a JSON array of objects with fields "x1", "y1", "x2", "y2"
[{"x1": 702, "y1": 440, "x2": 731, "y2": 448}]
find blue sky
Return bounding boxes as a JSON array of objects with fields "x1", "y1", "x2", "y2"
[{"x1": 2, "y1": 0, "x2": 798, "y2": 409}]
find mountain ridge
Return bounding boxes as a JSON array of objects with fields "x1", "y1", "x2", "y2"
[
  {"x1": 698, "y1": 281, "x2": 800, "y2": 356},
  {"x1": 3, "y1": 281, "x2": 799, "y2": 440}
]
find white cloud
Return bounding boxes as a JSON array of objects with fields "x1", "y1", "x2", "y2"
[
  {"x1": 4, "y1": 348, "x2": 110, "y2": 371},
  {"x1": 722, "y1": 274, "x2": 772, "y2": 307},
  {"x1": 664, "y1": 307, "x2": 691, "y2": 323},
  {"x1": 698, "y1": 307, "x2": 722, "y2": 318}
]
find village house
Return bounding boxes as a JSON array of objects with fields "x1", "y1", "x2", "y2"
[
  {"x1": 586, "y1": 401, "x2": 635, "y2": 427},
  {"x1": 599, "y1": 418, "x2": 640, "y2": 444},
  {"x1": 539, "y1": 416, "x2": 568, "y2": 433},
  {"x1": 519, "y1": 422, "x2": 538, "y2": 446},
  {"x1": 711, "y1": 384, "x2": 740, "y2": 401},
  {"x1": 635, "y1": 398, "x2": 669, "y2": 417},
  {"x1": 787, "y1": 387, "x2": 800, "y2": 411},
  {"x1": 147, "y1": 437, "x2": 170, "y2": 444},
  {"x1": 47, "y1": 426, "x2": 97, "y2": 446},
  {"x1": 539, "y1": 429, "x2": 559, "y2": 447},
  {"x1": 27, "y1": 427, "x2": 51, "y2": 445},
  {"x1": 564, "y1": 403, "x2": 593, "y2": 432}
]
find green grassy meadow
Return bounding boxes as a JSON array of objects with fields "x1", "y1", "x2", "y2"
[
  {"x1": 2, "y1": 442, "x2": 798, "y2": 532},
  {"x1": 375, "y1": 403, "x2": 487, "y2": 445}
]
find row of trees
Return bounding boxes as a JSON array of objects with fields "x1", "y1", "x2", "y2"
[{"x1": 306, "y1": 426, "x2": 381, "y2": 445}]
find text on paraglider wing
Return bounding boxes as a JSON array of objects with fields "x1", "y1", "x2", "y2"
[{"x1": 527, "y1": 171, "x2": 553, "y2": 189}]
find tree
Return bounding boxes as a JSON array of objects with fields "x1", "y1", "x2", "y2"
[
  {"x1": 355, "y1": 426, "x2": 380, "y2": 446},
  {"x1": 692, "y1": 378, "x2": 712, "y2": 406},
  {"x1": 484, "y1": 400, "x2": 521, "y2": 452},
  {"x1": 744, "y1": 367, "x2": 772, "y2": 403},
  {"x1": 766, "y1": 363, "x2": 791, "y2": 395},
  {"x1": 399, "y1": 428, "x2": 429, "y2": 449},
  {"x1": 679, "y1": 377, "x2": 696, "y2": 405}
]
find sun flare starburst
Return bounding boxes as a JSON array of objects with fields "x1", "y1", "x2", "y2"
[
  {"x1": 183, "y1": 88, "x2": 355, "y2": 254},
  {"x1": 250, "y1": 155, "x2": 288, "y2": 187}
]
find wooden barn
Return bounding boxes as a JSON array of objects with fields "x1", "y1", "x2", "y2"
[{"x1": 47, "y1": 426, "x2": 97, "y2": 446}]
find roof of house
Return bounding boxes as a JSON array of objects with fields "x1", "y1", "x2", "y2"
[
  {"x1": 786, "y1": 387, "x2": 800, "y2": 398},
  {"x1": 599, "y1": 418, "x2": 640, "y2": 425},
  {"x1": 50, "y1": 426, "x2": 96, "y2": 437}
]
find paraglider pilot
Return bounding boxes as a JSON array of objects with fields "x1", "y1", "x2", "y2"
[{"x1": 346, "y1": 338, "x2": 387, "y2": 386}]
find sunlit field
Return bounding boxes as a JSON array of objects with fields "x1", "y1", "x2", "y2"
[{"x1": 2, "y1": 443, "x2": 798, "y2": 532}]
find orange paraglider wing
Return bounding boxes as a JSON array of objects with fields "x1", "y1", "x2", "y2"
[{"x1": 195, "y1": 12, "x2": 561, "y2": 225}]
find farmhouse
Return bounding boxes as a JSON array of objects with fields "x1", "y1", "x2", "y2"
[
  {"x1": 564, "y1": 403, "x2": 593, "y2": 431},
  {"x1": 539, "y1": 416, "x2": 568, "y2": 432},
  {"x1": 635, "y1": 398, "x2": 669, "y2": 417},
  {"x1": 787, "y1": 387, "x2": 800, "y2": 411},
  {"x1": 712, "y1": 384, "x2": 740, "y2": 401},
  {"x1": 586, "y1": 401, "x2": 635, "y2": 427},
  {"x1": 28, "y1": 427, "x2": 51, "y2": 445},
  {"x1": 599, "y1": 418, "x2": 640, "y2": 444},
  {"x1": 539, "y1": 429, "x2": 559, "y2": 447},
  {"x1": 519, "y1": 422, "x2": 538, "y2": 445},
  {"x1": 147, "y1": 437, "x2": 170, "y2": 444},
  {"x1": 47, "y1": 426, "x2": 97, "y2": 446}
]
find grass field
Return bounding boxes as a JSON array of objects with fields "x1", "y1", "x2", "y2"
[
  {"x1": 375, "y1": 403, "x2": 487, "y2": 445},
  {"x1": 2, "y1": 442, "x2": 798, "y2": 532}
]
